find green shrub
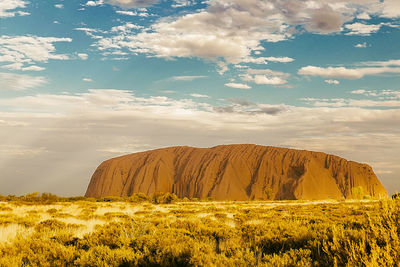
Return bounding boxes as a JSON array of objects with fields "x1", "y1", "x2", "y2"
[{"x1": 151, "y1": 192, "x2": 178, "y2": 204}]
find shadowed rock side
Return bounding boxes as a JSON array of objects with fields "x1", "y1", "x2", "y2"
[{"x1": 85, "y1": 145, "x2": 387, "y2": 200}]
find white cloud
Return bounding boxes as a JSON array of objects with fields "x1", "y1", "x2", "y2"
[
  {"x1": 111, "y1": 23, "x2": 143, "y2": 33},
  {"x1": 351, "y1": 89, "x2": 366, "y2": 95},
  {"x1": 243, "y1": 56, "x2": 295, "y2": 64},
  {"x1": 302, "y1": 97, "x2": 400, "y2": 108},
  {"x1": 104, "y1": 0, "x2": 159, "y2": 8},
  {"x1": 360, "y1": 59, "x2": 400, "y2": 67},
  {"x1": 190, "y1": 93, "x2": 210, "y2": 98},
  {"x1": 170, "y1": 75, "x2": 206, "y2": 81},
  {"x1": 350, "y1": 89, "x2": 400, "y2": 99},
  {"x1": 116, "y1": 10, "x2": 137, "y2": 16},
  {"x1": 0, "y1": 89, "x2": 399, "y2": 195},
  {"x1": 354, "y1": 42, "x2": 367, "y2": 48},
  {"x1": 85, "y1": 1, "x2": 103, "y2": 7},
  {"x1": 54, "y1": 4, "x2": 64, "y2": 9},
  {"x1": 86, "y1": 0, "x2": 158, "y2": 8},
  {"x1": 75, "y1": 27, "x2": 105, "y2": 39},
  {"x1": 224, "y1": 83, "x2": 251, "y2": 89},
  {"x1": 263, "y1": 57, "x2": 295, "y2": 63},
  {"x1": 357, "y1": 12, "x2": 371, "y2": 20},
  {"x1": 380, "y1": 0, "x2": 400, "y2": 18},
  {"x1": 21, "y1": 65, "x2": 45, "y2": 71},
  {"x1": 325, "y1": 79, "x2": 340, "y2": 85},
  {"x1": 88, "y1": 0, "x2": 374, "y2": 65},
  {"x1": 298, "y1": 64, "x2": 400, "y2": 79},
  {"x1": 172, "y1": 0, "x2": 193, "y2": 8},
  {"x1": 78, "y1": 53, "x2": 89, "y2": 60},
  {"x1": 345, "y1": 22, "x2": 381, "y2": 35},
  {"x1": 0, "y1": 0, "x2": 29, "y2": 17},
  {"x1": 83, "y1": 78, "x2": 93, "y2": 82},
  {"x1": 241, "y1": 68, "x2": 290, "y2": 85},
  {"x1": 0, "y1": 72, "x2": 47, "y2": 90},
  {"x1": 72, "y1": 1, "x2": 400, "y2": 70},
  {"x1": 115, "y1": 10, "x2": 150, "y2": 17},
  {"x1": 0, "y1": 35, "x2": 72, "y2": 71},
  {"x1": 1, "y1": 63, "x2": 45, "y2": 71},
  {"x1": 254, "y1": 76, "x2": 287, "y2": 85}
]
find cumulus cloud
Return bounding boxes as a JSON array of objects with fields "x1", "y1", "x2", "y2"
[
  {"x1": 0, "y1": 35, "x2": 72, "y2": 71},
  {"x1": 345, "y1": 22, "x2": 381, "y2": 35},
  {"x1": 357, "y1": 12, "x2": 371, "y2": 20},
  {"x1": 78, "y1": 53, "x2": 89, "y2": 60},
  {"x1": 73, "y1": 0, "x2": 400, "y2": 70},
  {"x1": 1, "y1": 89, "x2": 399, "y2": 195},
  {"x1": 354, "y1": 42, "x2": 367, "y2": 48},
  {"x1": 224, "y1": 83, "x2": 251, "y2": 89},
  {"x1": 82, "y1": 78, "x2": 93, "y2": 82},
  {"x1": 304, "y1": 5, "x2": 343, "y2": 33},
  {"x1": 380, "y1": 0, "x2": 400, "y2": 18},
  {"x1": 54, "y1": 4, "x2": 64, "y2": 9},
  {"x1": 325, "y1": 79, "x2": 340, "y2": 85},
  {"x1": 241, "y1": 69, "x2": 290, "y2": 85},
  {"x1": 0, "y1": 72, "x2": 47, "y2": 90},
  {"x1": 0, "y1": 0, "x2": 29, "y2": 17},
  {"x1": 88, "y1": 0, "x2": 384, "y2": 65},
  {"x1": 172, "y1": 0, "x2": 193, "y2": 8},
  {"x1": 111, "y1": 23, "x2": 143, "y2": 33},
  {"x1": 85, "y1": 1, "x2": 103, "y2": 7}
]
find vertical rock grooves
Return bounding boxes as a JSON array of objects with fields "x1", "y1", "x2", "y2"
[{"x1": 85, "y1": 144, "x2": 387, "y2": 200}]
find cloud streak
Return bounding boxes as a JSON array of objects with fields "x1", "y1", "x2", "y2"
[
  {"x1": 298, "y1": 62, "x2": 400, "y2": 79},
  {"x1": 224, "y1": 83, "x2": 251, "y2": 89},
  {"x1": 0, "y1": 72, "x2": 47, "y2": 90}
]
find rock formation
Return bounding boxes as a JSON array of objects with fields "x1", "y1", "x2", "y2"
[{"x1": 85, "y1": 144, "x2": 387, "y2": 200}]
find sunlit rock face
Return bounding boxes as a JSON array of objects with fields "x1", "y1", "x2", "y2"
[{"x1": 85, "y1": 144, "x2": 387, "y2": 200}]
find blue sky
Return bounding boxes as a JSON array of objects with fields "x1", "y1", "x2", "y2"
[{"x1": 0, "y1": 0, "x2": 400, "y2": 196}]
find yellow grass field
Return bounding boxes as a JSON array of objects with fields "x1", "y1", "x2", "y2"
[{"x1": 0, "y1": 194, "x2": 399, "y2": 266}]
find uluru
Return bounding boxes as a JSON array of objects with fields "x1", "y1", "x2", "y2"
[{"x1": 85, "y1": 144, "x2": 387, "y2": 200}]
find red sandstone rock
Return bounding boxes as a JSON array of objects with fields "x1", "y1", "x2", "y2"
[{"x1": 85, "y1": 144, "x2": 387, "y2": 200}]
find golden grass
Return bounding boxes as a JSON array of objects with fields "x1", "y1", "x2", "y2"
[{"x1": 0, "y1": 195, "x2": 399, "y2": 266}]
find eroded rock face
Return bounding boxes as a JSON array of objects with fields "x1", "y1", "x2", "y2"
[{"x1": 85, "y1": 144, "x2": 387, "y2": 200}]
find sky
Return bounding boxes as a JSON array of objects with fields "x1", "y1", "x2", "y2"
[{"x1": 0, "y1": 0, "x2": 399, "y2": 196}]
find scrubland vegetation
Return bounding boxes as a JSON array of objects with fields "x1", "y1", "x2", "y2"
[{"x1": 0, "y1": 193, "x2": 399, "y2": 266}]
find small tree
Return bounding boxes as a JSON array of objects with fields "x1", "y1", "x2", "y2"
[
  {"x1": 129, "y1": 192, "x2": 150, "y2": 203},
  {"x1": 264, "y1": 188, "x2": 274, "y2": 200},
  {"x1": 151, "y1": 192, "x2": 178, "y2": 204},
  {"x1": 351, "y1": 186, "x2": 364, "y2": 199},
  {"x1": 392, "y1": 192, "x2": 400, "y2": 199}
]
